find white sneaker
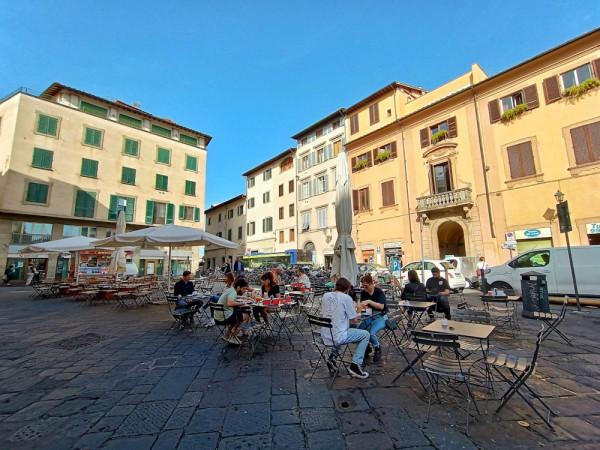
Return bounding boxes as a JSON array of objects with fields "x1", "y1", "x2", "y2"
[
  {"x1": 204, "y1": 318, "x2": 215, "y2": 328},
  {"x1": 348, "y1": 363, "x2": 369, "y2": 379}
]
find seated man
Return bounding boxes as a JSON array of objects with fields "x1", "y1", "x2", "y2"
[
  {"x1": 214, "y1": 278, "x2": 250, "y2": 345},
  {"x1": 174, "y1": 271, "x2": 203, "y2": 321},
  {"x1": 425, "y1": 267, "x2": 452, "y2": 320},
  {"x1": 358, "y1": 274, "x2": 388, "y2": 363},
  {"x1": 296, "y1": 269, "x2": 311, "y2": 289},
  {"x1": 321, "y1": 277, "x2": 371, "y2": 379}
]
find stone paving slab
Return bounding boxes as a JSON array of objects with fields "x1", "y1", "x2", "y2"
[{"x1": 1, "y1": 287, "x2": 600, "y2": 448}]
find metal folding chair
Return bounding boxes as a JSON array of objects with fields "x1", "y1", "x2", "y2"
[
  {"x1": 533, "y1": 299, "x2": 571, "y2": 345},
  {"x1": 166, "y1": 295, "x2": 195, "y2": 331}
]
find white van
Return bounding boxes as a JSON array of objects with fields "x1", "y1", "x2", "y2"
[{"x1": 485, "y1": 246, "x2": 599, "y2": 296}]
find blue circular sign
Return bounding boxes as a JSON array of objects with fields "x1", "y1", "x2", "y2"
[{"x1": 524, "y1": 229, "x2": 541, "y2": 238}]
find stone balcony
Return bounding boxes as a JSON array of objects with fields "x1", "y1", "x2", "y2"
[{"x1": 416, "y1": 187, "x2": 473, "y2": 212}]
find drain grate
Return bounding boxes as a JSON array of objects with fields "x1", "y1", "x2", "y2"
[
  {"x1": 49, "y1": 333, "x2": 107, "y2": 350},
  {"x1": 10, "y1": 418, "x2": 64, "y2": 442}
]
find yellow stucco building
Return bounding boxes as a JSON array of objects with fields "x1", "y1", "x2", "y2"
[
  {"x1": 346, "y1": 28, "x2": 600, "y2": 268},
  {"x1": 0, "y1": 83, "x2": 209, "y2": 279}
]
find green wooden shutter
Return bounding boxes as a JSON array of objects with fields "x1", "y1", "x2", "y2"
[
  {"x1": 121, "y1": 167, "x2": 136, "y2": 185},
  {"x1": 151, "y1": 124, "x2": 171, "y2": 137},
  {"x1": 157, "y1": 147, "x2": 170, "y2": 164},
  {"x1": 185, "y1": 155, "x2": 198, "y2": 171},
  {"x1": 194, "y1": 207, "x2": 200, "y2": 222},
  {"x1": 80, "y1": 101, "x2": 108, "y2": 118},
  {"x1": 185, "y1": 180, "x2": 196, "y2": 196},
  {"x1": 180, "y1": 134, "x2": 198, "y2": 146},
  {"x1": 145, "y1": 200, "x2": 154, "y2": 224},
  {"x1": 37, "y1": 114, "x2": 58, "y2": 136},
  {"x1": 166, "y1": 203, "x2": 174, "y2": 224},
  {"x1": 125, "y1": 197, "x2": 135, "y2": 222},
  {"x1": 26, "y1": 182, "x2": 48, "y2": 203},
  {"x1": 156, "y1": 174, "x2": 168, "y2": 191},
  {"x1": 84, "y1": 128, "x2": 102, "y2": 147},
  {"x1": 81, "y1": 158, "x2": 98, "y2": 177},
  {"x1": 32, "y1": 148, "x2": 53, "y2": 169},
  {"x1": 108, "y1": 195, "x2": 118, "y2": 220},
  {"x1": 74, "y1": 190, "x2": 96, "y2": 218},
  {"x1": 178, "y1": 205, "x2": 185, "y2": 220},
  {"x1": 124, "y1": 139, "x2": 139, "y2": 156},
  {"x1": 118, "y1": 114, "x2": 142, "y2": 128}
]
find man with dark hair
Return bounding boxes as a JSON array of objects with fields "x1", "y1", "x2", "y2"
[
  {"x1": 214, "y1": 278, "x2": 250, "y2": 345},
  {"x1": 321, "y1": 277, "x2": 371, "y2": 379},
  {"x1": 174, "y1": 271, "x2": 202, "y2": 323},
  {"x1": 426, "y1": 267, "x2": 452, "y2": 319}
]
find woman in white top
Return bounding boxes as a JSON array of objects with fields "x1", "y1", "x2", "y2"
[{"x1": 296, "y1": 269, "x2": 311, "y2": 289}]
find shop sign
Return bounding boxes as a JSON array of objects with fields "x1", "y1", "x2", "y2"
[
  {"x1": 586, "y1": 223, "x2": 600, "y2": 234},
  {"x1": 383, "y1": 241, "x2": 403, "y2": 249},
  {"x1": 515, "y1": 228, "x2": 552, "y2": 240}
]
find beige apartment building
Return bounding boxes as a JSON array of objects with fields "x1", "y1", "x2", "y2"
[
  {"x1": 292, "y1": 109, "x2": 346, "y2": 268},
  {"x1": 346, "y1": 28, "x2": 600, "y2": 269},
  {"x1": 204, "y1": 194, "x2": 246, "y2": 269},
  {"x1": 0, "y1": 83, "x2": 209, "y2": 280}
]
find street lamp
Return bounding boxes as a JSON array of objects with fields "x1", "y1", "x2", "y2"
[{"x1": 554, "y1": 190, "x2": 581, "y2": 311}]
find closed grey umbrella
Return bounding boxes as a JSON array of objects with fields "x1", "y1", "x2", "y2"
[
  {"x1": 109, "y1": 209, "x2": 127, "y2": 275},
  {"x1": 331, "y1": 152, "x2": 358, "y2": 285}
]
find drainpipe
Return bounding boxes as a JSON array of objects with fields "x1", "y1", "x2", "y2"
[
  {"x1": 400, "y1": 127, "x2": 414, "y2": 244},
  {"x1": 471, "y1": 87, "x2": 496, "y2": 239}
]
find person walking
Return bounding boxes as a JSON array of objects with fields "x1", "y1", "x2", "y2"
[
  {"x1": 476, "y1": 256, "x2": 489, "y2": 293},
  {"x1": 3, "y1": 265, "x2": 15, "y2": 286},
  {"x1": 233, "y1": 257, "x2": 244, "y2": 277}
]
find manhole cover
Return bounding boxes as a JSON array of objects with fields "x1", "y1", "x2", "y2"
[
  {"x1": 10, "y1": 418, "x2": 64, "y2": 442},
  {"x1": 49, "y1": 333, "x2": 107, "y2": 350}
]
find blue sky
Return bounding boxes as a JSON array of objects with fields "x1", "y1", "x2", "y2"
[{"x1": 1, "y1": 1, "x2": 598, "y2": 206}]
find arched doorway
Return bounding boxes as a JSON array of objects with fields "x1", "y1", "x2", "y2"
[
  {"x1": 437, "y1": 221, "x2": 466, "y2": 258},
  {"x1": 303, "y1": 241, "x2": 316, "y2": 264}
]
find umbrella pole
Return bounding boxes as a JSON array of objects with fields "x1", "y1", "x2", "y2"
[
  {"x1": 75, "y1": 251, "x2": 80, "y2": 284},
  {"x1": 167, "y1": 244, "x2": 172, "y2": 290}
]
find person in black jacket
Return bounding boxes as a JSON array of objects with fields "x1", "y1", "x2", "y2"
[{"x1": 401, "y1": 270, "x2": 427, "y2": 300}]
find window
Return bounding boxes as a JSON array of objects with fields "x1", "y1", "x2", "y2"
[
  {"x1": 289, "y1": 229, "x2": 295, "y2": 242},
  {"x1": 108, "y1": 195, "x2": 136, "y2": 221},
  {"x1": 500, "y1": 91, "x2": 524, "y2": 113},
  {"x1": 180, "y1": 134, "x2": 198, "y2": 146},
  {"x1": 248, "y1": 198, "x2": 255, "y2": 209},
  {"x1": 227, "y1": 229, "x2": 232, "y2": 241},
  {"x1": 301, "y1": 211, "x2": 311, "y2": 231},
  {"x1": 146, "y1": 201, "x2": 174, "y2": 224},
  {"x1": 509, "y1": 250, "x2": 551, "y2": 269},
  {"x1": 36, "y1": 114, "x2": 59, "y2": 137},
  {"x1": 118, "y1": 114, "x2": 142, "y2": 128},
  {"x1": 247, "y1": 177, "x2": 255, "y2": 188},
  {"x1": 74, "y1": 190, "x2": 96, "y2": 218},
  {"x1": 333, "y1": 140, "x2": 342, "y2": 157},
  {"x1": 316, "y1": 147, "x2": 325, "y2": 163},
  {"x1": 25, "y1": 182, "x2": 49, "y2": 204},
  {"x1": 280, "y1": 157, "x2": 293, "y2": 172},
  {"x1": 155, "y1": 174, "x2": 168, "y2": 191},
  {"x1": 186, "y1": 155, "x2": 198, "y2": 171},
  {"x1": 332, "y1": 119, "x2": 341, "y2": 129},
  {"x1": 570, "y1": 121, "x2": 600, "y2": 166},
  {"x1": 247, "y1": 222, "x2": 256, "y2": 236},
  {"x1": 80, "y1": 158, "x2": 98, "y2": 178},
  {"x1": 351, "y1": 152, "x2": 371, "y2": 172},
  {"x1": 263, "y1": 191, "x2": 270, "y2": 203},
  {"x1": 263, "y1": 168, "x2": 272, "y2": 180},
  {"x1": 151, "y1": 124, "x2": 171, "y2": 138},
  {"x1": 121, "y1": 167, "x2": 136, "y2": 185},
  {"x1": 301, "y1": 154, "x2": 311, "y2": 170},
  {"x1": 80, "y1": 101, "x2": 107, "y2": 118},
  {"x1": 279, "y1": 207, "x2": 284, "y2": 220},
  {"x1": 279, "y1": 230, "x2": 285, "y2": 243},
  {"x1": 350, "y1": 114, "x2": 359, "y2": 134},
  {"x1": 301, "y1": 180, "x2": 311, "y2": 200},
  {"x1": 369, "y1": 102, "x2": 380, "y2": 125},
  {"x1": 279, "y1": 184, "x2": 284, "y2": 196},
  {"x1": 32, "y1": 148, "x2": 53, "y2": 170},
  {"x1": 237, "y1": 204, "x2": 244, "y2": 216},
  {"x1": 316, "y1": 128, "x2": 323, "y2": 138},
  {"x1": 561, "y1": 63, "x2": 593, "y2": 90},
  {"x1": 430, "y1": 121, "x2": 449, "y2": 136},
  {"x1": 207, "y1": 217, "x2": 211, "y2": 225},
  {"x1": 507, "y1": 141, "x2": 536, "y2": 179},
  {"x1": 63, "y1": 225, "x2": 97, "y2": 238},
  {"x1": 123, "y1": 138, "x2": 139, "y2": 157},
  {"x1": 228, "y1": 209, "x2": 234, "y2": 219},
  {"x1": 262, "y1": 217, "x2": 273, "y2": 233},
  {"x1": 289, "y1": 204, "x2": 294, "y2": 217},
  {"x1": 353, "y1": 187, "x2": 370, "y2": 213},
  {"x1": 431, "y1": 162, "x2": 452, "y2": 193},
  {"x1": 421, "y1": 117, "x2": 457, "y2": 147},
  {"x1": 217, "y1": 232, "x2": 222, "y2": 238},
  {"x1": 11, "y1": 222, "x2": 53, "y2": 244},
  {"x1": 316, "y1": 174, "x2": 328, "y2": 195},
  {"x1": 84, "y1": 127, "x2": 103, "y2": 147},
  {"x1": 381, "y1": 180, "x2": 395, "y2": 206},
  {"x1": 288, "y1": 180, "x2": 294, "y2": 193},
  {"x1": 218, "y1": 213, "x2": 222, "y2": 222},
  {"x1": 178, "y1": 205, "x2": 195, "y2": 221},
  {"x1": 156, "y1": 147, "x2": 171, "y2": 164},
  {"x1": 317, "y1": 207, "x2": 327, "y2": 228},
  {"x1": 237, "y1": 226, "x2": 243, "y2": 239},
  {"x1": 373, "y1": 142, "x2": 397, "y2": 164},
  {"x1": 300, "y1": 137, "x2": 307, "y2": 146},
  {"x1": 185, "y1": 180, "x2": 196, "y2": 196}
]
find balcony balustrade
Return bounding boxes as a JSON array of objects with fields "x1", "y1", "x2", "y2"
[{"x1": 416, "y1": 187, "x2": 473, "y2": 212}]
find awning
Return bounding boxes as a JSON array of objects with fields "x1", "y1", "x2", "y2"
[
  {"x1": 243, "y1": 253, "x2": 290, "y2": 260},
  {"x1": 8, "y1": 253, "x2": 49, "y2": 259},
  {"x1": 140, "y1": 249, "x2": 166, "y2": 259}
]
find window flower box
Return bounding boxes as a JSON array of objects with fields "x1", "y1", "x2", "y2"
[
  {"x1": 431, "y1": 129, "x2": 448, "y2": 145},
  {"x1": 353, "y1": 159, "x2": 369, "y2": 171},
  {"x1": 562, "y1": 78, "x2": 600, "y2": 98},
  {"x1": 501, "y1": 103, "x2": 528, "y2": 123},
  {"x1": 375, "y1": 150, "x2": 391, "y2": 163}
]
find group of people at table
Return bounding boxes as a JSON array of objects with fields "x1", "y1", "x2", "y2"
[{"x1": 173, "y1": 266, "x2": 453, "y2": 380}]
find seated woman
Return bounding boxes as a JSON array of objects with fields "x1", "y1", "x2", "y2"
[
  {"x1": 357, "y1": 274, "x2": 388, "y2": 363},
  {"x1": 254, "y1": 272, "x2": 280, "y2": 324},
  {"x1": 214, "y1": 278, "x2": 250, "y2": 345},
  {"x1": 401, "y1": 270, "x2": 427, "y2": 301}
]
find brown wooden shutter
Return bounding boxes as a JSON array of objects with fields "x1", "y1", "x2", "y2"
[
  {"x1": 420, "y1": 128, "x2": 429, "y2": 148},
  {"x1": 381, "y1": 180, "x2": 395, "y2": 206},
  {"x1": 521, "y1": 142, "x2": 536, "y2": 177},
  {"x1": 365, "y1": 187, "x2": 370, "y2": 210},
  {"x1": 507, "y1": 142, "x2": 536, "y2": 179},
  {"x1": 352, "y1": 190, "x2": 359, "y2": 214},
  {"x1": 351, "y1": 156, "x2": 357, "y2": 172},
  {"x1": 523, "y1": 85, "x2": 539, "y2": 110},
  {"x1": 390, "y1": 141, "x2": 397, "y2": 158},
  {"x1": 570, "y1": 125, "x2": 588, "y2": 166},
  {"x1": 447, "y1": 116, "x2": 457, "y2": 138},
  {"x1": 372, "y1": 149, "x2": 380, "y2": 165},
  {"x1": 507, "y1": 144, "x2": 521, "y2": 179},
  {"x1": 592, "y1": 58, "x2": 600, "y2": 77},
  {"x1": 350, "y1": 114, "x2": 359, "y2": 134},
  {"x1": 369, "y1": 103, "x2": 379, "y2": 124},
  {"x1": 488, "y1": 100, "x2": 500, "y2": 124},
  {"x1": 367, "y1": 151, "x2": 373, "y2": 167},
  {"x1": 543, "y1": 76, "x2": 561, "y2": 104}
]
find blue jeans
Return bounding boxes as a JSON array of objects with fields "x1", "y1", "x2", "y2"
[
  {"x1": 358, "y1": 314, "x2": 388, "y2": 348},
  {"x1": 336, "y1": 328, "x2": 371, "y2": 366}
]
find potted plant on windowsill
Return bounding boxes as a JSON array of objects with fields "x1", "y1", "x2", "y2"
[
  {"x1": 500, "y1": 103, "x2": 528, "y2": 123},
  {"x1": 562, "y1": 78, "x2": 600, "y2": 98},
  {"x1": 431, "y1": 129, "x2": 448, "y2": 145},
  {"x1": 353, "y1": 159, "x2": 369, "y2": 171},
  {"x1": 375, "y1": 149, "x2": 391, "y2": 163}
]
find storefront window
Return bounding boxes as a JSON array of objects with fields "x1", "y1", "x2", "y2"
[{"x1": 11, "y1": 222, "x2": 53, "y2": 244}]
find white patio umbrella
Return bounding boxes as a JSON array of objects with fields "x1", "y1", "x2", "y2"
[
  {"x1": 93, "y1": 224, "x2": 239, "y2": 285},
  {"x1": 331, "y1": 152, "x2": 359, "y2": 285},
  {"x1": 108, "y1": 209, "x2": 127, "y2": 275}
]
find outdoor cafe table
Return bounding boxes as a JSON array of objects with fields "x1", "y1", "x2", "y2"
[
  {"x1": 237, "y1": 297, "x2": 299, "y2": 345},
  {"x1": 398, "y1": 300, "x2": 436, "y2": 331}
]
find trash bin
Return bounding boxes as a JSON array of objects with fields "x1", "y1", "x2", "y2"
[{"x1": 521, "y1": 271, "x2": 550, "y2": 318}]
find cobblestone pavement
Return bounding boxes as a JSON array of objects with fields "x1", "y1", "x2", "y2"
[{"x1": 1, "y1": 287, "x2": 600, "y2": 449}]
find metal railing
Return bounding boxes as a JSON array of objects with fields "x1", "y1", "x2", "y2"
[
  {"x1": 416, "y1": 187, "x2": 473, "y2": 211},
  {"x1": 10, "y1": 233, "x2": 53, "y2": 245},
  {"x1": 1, "y1": 87, "x2": 39, "y2": 103}
]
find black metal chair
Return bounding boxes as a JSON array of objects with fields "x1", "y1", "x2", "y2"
[
  {"x1": 532, "y1": 299, "x2": 571, "y2": 345},
  {"x1": 166, "y1": 295, "x2": 195, "y2": 331},
  {"x1": 307, "y1": 314, "x2": 352, "y2": 387}
]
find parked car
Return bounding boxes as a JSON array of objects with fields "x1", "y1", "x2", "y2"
[
  {"x1": 445, "y1": 256, "x2": 479, "y2": 289},
  {"x1": 485, "y1": 246, "x2": 599, "y2": 296},
  {"x1": 357, "y1": 263, "x2": 390, "y2": 280},
  {"x1": 396, "y1": 260, "x2": 467, "y2": 292}
]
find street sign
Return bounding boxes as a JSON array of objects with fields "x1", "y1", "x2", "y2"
[
  {"x1": 505, "y1": 231, "x2": 516, "y2": 243},
  {"x1": 502, "y1": 241, "x2": 517, "y2": 250},
  {"x1": 392, "y1": 259, "x2": 400, "y2": 272}
]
